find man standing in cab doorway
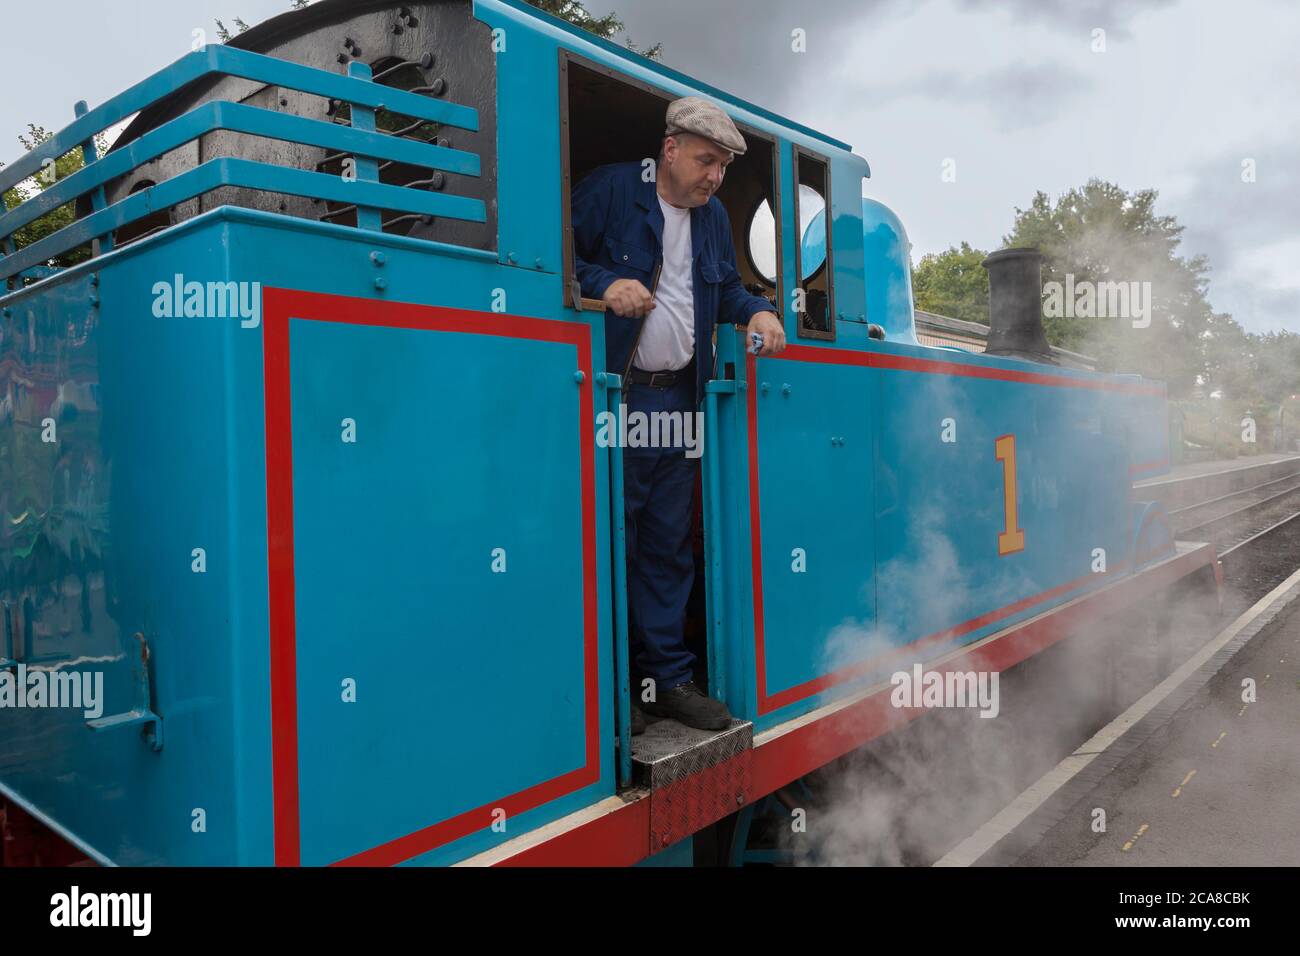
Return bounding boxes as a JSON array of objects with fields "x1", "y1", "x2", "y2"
[{"x1": 571, "y1": 95, "x2": 787, "y2": 733}]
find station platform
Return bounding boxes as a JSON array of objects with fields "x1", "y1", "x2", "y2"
[
  {"x1": 938, "y1": 568, "x2": 1300, "y2": 866},
  {"x1": 1135, "y1": 452, "x2": 1300, "y2": 486},
  {"x1": 1134, "y1": 452, "x2": 1300, "y2": 486},
  {"x1": 1133, "y1": 453, "x2": 1300, "y2": 511}
]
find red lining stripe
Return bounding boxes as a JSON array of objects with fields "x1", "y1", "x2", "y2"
[{"x1": 262, "y1": 288, "x2": 600, "y2": 867}]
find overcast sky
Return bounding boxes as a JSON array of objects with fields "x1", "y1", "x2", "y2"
[{"x1": 2, "y1": 0, "x2": 1295, "y2": 334}]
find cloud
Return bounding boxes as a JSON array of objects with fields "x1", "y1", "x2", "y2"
[
  {"x1": 954, "y1": 0, "x2": 1181, "y2": 37},
  {"x1": 588, "y1": 0, "x2": 907, "y2": 115},
  {"x1": 1167, "y1": 131, "x2": 1300, "y2": 331},
  {"x1": 875, "y1": 61, "x2": 1095, "y2": 131}
]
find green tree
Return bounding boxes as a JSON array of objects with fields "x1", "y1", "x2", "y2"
[
  {"x1": 1, "y1": 124, "x2": 109, "y2": 272},
  {"x1": 1002, "y1": 180, "x2": 1217, "y2": 398},
  {"x1": 527, "y1": 0, "x2": 662, "y2": 59},
  {"x1": 912, "y1": 241, "x2": 991, "y2": 324},
  {"x1": 213, "y1": 18, "x2": 250, "y2": 42}
]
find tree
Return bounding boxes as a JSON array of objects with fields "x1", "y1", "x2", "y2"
[
  {"x1": 213, "y1": 18, "x2": 251, "y2": 43},
  {"x1": 214, "y1": 3, "x2": 664, "y2": 59},
  {"x1": 1002, "y1": 179, "x2": 1218, "y2": 398},
  {"x1": 912, "y1": 241, "x2": 990, "y2": 324},
  {"x1": 526, "y1": 0, "x2": 662, "y2": 59},
  {"x1": 1, "y1": 124, "x2": 110, "y2": 272}
]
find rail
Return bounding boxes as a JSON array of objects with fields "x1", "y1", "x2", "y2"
[{"x1": 0, "y1": 43, "x2": 486, "y2": 286}]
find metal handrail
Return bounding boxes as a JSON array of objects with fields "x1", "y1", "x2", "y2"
[
  {"x1": 0, "y1": 101, "x2": 480, "y2": 244},
  {"x1": 0, "y1": 43, "x2": 477, "y2": 196},
  {"x1": 0, "y1": 157, "x2": 486, "y2": 282},
  {"x1": 0, "y1": 43, "x2": 483, "y2": 282}
]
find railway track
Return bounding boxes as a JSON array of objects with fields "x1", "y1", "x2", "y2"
[
  {"x1": 1172, "y1": 474, "x2": 1300, "y2": 538},
  {"x1": 792, "y1": 464, "x2": 1300, "y2": 867},
  {"x1": 1167, "y1": 468, "x2": 1300, "y2": 617},
  {"x1": 1216, "y1": 506, "x2": 1300, "y2": 620}
]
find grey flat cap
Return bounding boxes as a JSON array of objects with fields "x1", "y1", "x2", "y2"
[{"x1": 665, "y1": 96, "x2": 747, "y2": 156}]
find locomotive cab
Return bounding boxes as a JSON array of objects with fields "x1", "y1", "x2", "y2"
[
  {"x1": 560, "y1": 54, "x2": 788, "y2": 754},
  {"x1": 560, "y1": 54, "x2": 783, "y2": 320}
]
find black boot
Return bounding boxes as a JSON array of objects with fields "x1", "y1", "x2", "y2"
[
  {"x1": 641, "y1": 681, "x2": 732, "y2": 731},
  {"x1": 630, "y1": 701, "x2": 647, "y2": 736}
]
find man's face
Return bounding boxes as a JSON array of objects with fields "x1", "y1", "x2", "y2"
[{"x1": 662, "y1": 133, "x2": 733, "y2": 206}]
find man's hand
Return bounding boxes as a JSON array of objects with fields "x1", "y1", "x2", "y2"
[
  {"x1": 747, "y1": 311, "x2": 786, "y2": 355},
  {"x1": 603, "y1": 278, "x2": 656, "y2": 318}
]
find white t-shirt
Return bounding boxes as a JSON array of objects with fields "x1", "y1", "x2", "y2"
[{"x1": 634, "y1": 195, "x2": 695, "y2": 371}]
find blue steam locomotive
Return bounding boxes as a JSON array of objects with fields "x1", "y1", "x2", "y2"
[{"x1": 0, "y1": 0, "x2": 1215, "y2": 866}]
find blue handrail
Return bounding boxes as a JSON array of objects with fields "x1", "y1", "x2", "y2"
[
  {"x1": 0, "y1": 102, "x2": 480, "y2": 243},
  {"x1": 0, "y1": 44, "x2": 477, "y2": 196},
  {"x1": 0, "y1": 43, "x2": 483, "y2": 282},
  {"x1": 1, "y1": 158, "x2": 486, "y2": 282}
]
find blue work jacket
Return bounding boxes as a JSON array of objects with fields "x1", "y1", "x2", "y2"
[{"x1": 570, "y1": 161, "x2": 775, "y2": 405}]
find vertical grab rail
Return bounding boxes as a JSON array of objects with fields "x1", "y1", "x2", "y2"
[
  {"x1": 345, "y1": 61, "x2": 383, "y2": 232},
  {"x1": 704, "y1": 378, "x2": 735, "y2": 705},
  {"x1": 599, "y1": 372, "x2": 633, "y2": 788},
  {"x1": 73, "y1": 99, "x2": 113, "y2": 254}
]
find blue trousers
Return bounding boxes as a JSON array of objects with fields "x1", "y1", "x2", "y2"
[{"x1": 622, "y1": 375, "x2": 699, "y2": 691}]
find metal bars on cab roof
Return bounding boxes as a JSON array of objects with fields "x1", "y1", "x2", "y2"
[{"x1": 0, "y1": 43, "x2": 484, "y2": 283}]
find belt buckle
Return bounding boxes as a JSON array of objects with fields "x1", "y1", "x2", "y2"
[{"x1": 649, "y1": 371, "x2": 671, "y2": 388}]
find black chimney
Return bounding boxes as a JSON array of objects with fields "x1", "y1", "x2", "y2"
[{"x1": 982, "y1": 247, "x2": 1057, "y2": 365}]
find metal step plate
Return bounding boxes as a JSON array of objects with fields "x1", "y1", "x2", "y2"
[{"x1": 632, "y1": 718, "x2": 753, "y2": 850}]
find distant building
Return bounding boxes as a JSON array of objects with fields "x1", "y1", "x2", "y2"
[{"x1": 914, "y1": 309, "x2": 1097, "y2": 371}]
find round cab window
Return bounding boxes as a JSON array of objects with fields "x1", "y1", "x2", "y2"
[{"x1": 745, "y1": 185, "x2": 827, "y2": 285}]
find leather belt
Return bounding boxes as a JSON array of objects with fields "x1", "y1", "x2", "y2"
[{"x1": 627, "y1": 362, "x2": 693, "y2": 388}]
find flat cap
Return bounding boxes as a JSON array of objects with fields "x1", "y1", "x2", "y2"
[{"x1": 665, "y1": 96, "x2": 747, "y2": 156}]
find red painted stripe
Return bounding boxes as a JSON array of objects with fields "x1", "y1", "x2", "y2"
[
  {"x1": 262, "y1": 287, "x2": 600, "y2": 867},
  {"x1": 765, "y1": 343, "x2": 1166, "y2": 396},
  {"x1": 335, "y1": 766, "x2": 596, "y2": 867},
  {"x1": 575, "y1": 331, "x2": 601, "y2": 774},
  {"x1": 263, "y1": 296, "x2": 300, "y2": 867}
]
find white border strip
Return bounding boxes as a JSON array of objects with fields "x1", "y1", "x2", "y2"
[{"x1": 934, "y1": 564, "x2": 1300, "y2": 867}]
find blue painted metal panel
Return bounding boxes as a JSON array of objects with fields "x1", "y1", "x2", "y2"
[
  {"x1": 752, "y1": 360, "x2": 876, "y2": 697},
  {"x1": 475, "y1": 0, "x2": 564, "y2": 275},
  {"x1": 726, "y1": 335, "x2": 1154, "y2": 732},
  {"x1": 289, "y1": 320, "x2": 589, "y2": 865},
  {"x1": 871, "y1": 353, "x2": 1131, "y2": 646},
  {"x1": 0, "y1": 205, "x2": 616, "y2": 865},
  {"x1": 0, "y1": 225, "x2": 263, "y2": 864}
]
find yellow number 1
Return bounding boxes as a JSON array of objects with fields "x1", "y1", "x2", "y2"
[{"x1": 996, "y1": 434, "x2": 1025, "y2": 555}]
